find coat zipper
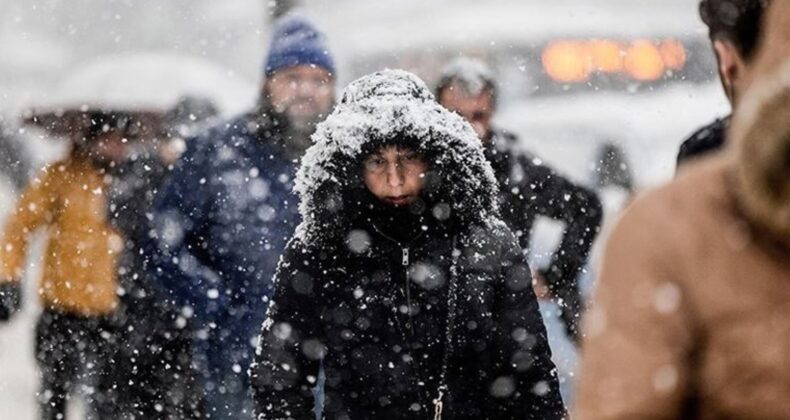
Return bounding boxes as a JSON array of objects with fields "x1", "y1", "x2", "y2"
[
  {"x1": 371, "y1": 224, "x2": 433, "y2": 412},
  {"x1": 371, "y1": 225, "x2": 423, "y2": 328}
]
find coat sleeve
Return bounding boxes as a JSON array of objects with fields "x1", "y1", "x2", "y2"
[
  {"x1": 520, "y1": 155, "x2": 602, "y2": 340},
  {"x1": 145, "y1": 138, "x2": 229, "y2": 326},
  {"x1": 485, "y1": 224, "x2": 567, "y2": 419},
  {"x1": 574, "y1": 198, "x2": 695, "y2": 420},
  {"x1": 251, "y1": 238, "x2": 323, "y2": 420},
  {"x1": 0, "y1": 166, "x2": 57, "y2": 281}
]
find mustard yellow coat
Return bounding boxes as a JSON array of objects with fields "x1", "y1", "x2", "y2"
[{"x1": 0, "y1": 158, "x2": 120, "y2": 316}]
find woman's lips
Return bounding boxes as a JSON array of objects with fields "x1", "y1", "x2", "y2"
[{"x1": 384, "y1": 195, "x2": 412, "y2": 206}]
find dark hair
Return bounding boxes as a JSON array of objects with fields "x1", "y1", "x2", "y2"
[
  {"x1": 86, "y1": 112, "x2": 130, "y2": 138},
  {"x1": 358, "y1": 134, "x2": 424, "y2": 165},
  {"x1": 699, "y1": 0, "x2": 770, "y2": 61}
]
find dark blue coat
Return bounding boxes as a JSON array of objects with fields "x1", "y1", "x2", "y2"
[{"x1": 146, "y1": 111, "x2": 300, "y2": 395}]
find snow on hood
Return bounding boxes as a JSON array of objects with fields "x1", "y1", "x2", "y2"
[{"x1": 294, "y1": 69, "x2": 500, "y2": 246}]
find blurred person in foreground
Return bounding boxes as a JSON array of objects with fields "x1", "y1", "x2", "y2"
[
  {"x1": 145, "y1": 13, "x2": 336, "y2": 419},
  {"x1": 108, "y1": 97, "x2": 218, "y2": 419},
  {"x1": 252, "y1": 69, "x2": 565, "y2": 419},
  {"x1": 676, "y1": 0, "x2": 770, "y2": 168},
  {"x1": 0, "y1": 112, "x2": 137, "y2": 419},
  {"x1": 436, "y1": 57, "x2": 602, "y2": 343},
  {"x1": 576, "y1": 1, "x2": 790, "y2": 418}
]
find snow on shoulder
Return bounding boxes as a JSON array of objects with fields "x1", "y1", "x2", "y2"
[{"x1": 294, "y1": 69, "x2": 500, "y2": 246}]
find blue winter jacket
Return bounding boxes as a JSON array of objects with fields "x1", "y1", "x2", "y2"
[{"x1": 146, "y1": 111, "x2": 301, "y2": 391}]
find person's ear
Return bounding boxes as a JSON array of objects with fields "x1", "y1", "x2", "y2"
[{"x1": 713, "y1": 39, "x2": 748, "y2": 104}]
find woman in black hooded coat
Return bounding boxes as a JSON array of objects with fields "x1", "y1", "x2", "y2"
[{"x1": 251, "y1": 70, "x2": 565, "y2": 420}]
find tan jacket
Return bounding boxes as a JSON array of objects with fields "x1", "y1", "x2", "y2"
[
  {"x1": 576, "y1": 157, "x2": 790, "y2": 419},
  {"x1": 576, "y1": 3, "x2": 790, "y2": 418},
  {"x1": 0, "y1": 158, "x2": 121, "y2": 316}
]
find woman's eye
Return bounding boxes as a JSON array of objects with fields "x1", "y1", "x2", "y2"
[{"x1": 365, "y1": 158, "x2": 384, "y2": 170}]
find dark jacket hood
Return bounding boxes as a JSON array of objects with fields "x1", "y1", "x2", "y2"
[{"x1": 294, "y1": 69, "x2": 499, "y2": 246}]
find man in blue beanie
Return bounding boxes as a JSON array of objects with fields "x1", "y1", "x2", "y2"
[{"x1": 145, "y1": 12, "x2": 335, "y2": 419}]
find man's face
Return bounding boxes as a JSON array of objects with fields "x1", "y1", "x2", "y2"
[
  {"x1": 89, "y1": 130, "x2": 129, "y2": 166},
  {"x1": 438, "y1": 83, "x2": 495, "y2": 142},
  {"x1": 264, "y1": 65, "x2": 335, "y2": 133}
]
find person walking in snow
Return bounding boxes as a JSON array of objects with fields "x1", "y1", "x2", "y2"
[
  {"x1": 251, "y1": 70, "x2": 565, "y2": 419},
  {"x1": 145, "y1": 13, "x2": 336, "y2": 419},
  {"x1": 676, "y1": 0, "x2": 770, "y2": 168},
  {"x1": 575, "y1": 2, "x2": 790, "y2": 418},
  {"x1": 0, "y1": 112, "x2": 139, "y2": 420},
  {"x1": 108, "y1": 97, "x2": 218, "y2": 419},
  {"x1": 435, "y1": 58, "x2": 602, "y2": 342}
]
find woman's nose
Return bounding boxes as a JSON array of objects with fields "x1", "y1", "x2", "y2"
[{"x1": 386, "y1": 163, "x2": 404, "y2": 187}]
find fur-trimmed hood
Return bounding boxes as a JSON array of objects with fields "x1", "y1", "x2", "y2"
[
  {"x1": 293, "y1": 69, "x2": 499, "y2": 246},
  {"x1": 730, "y1": 1, "x2": 790, "y2": 247},
  {"x1": 731, "y1": 63, "x2": 790, "y2": 246}
]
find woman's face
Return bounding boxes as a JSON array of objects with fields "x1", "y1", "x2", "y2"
[{"x1": 362, "y1": 146, "x2": 428, "y2": 207}]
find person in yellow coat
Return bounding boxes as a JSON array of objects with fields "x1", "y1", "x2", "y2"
[{"x1": 0, "y1": 112, "x2": 135, "y2": 420}]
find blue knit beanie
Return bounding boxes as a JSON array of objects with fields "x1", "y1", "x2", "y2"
[{"x1": 264, "y1": 13, "x2": 335, "y2": 76}]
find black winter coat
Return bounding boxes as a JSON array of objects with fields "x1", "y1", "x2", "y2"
[
  {"x1": 254, "y1": 216, "x2": 564, "y2": 419},
  {"x1": 251, "y1": 70, "x2": 564, "y2": 420},
  {"x1": 676, "y1": 117, "x2": 729, "y2": 169},
  {"x1": 486, "y1": 129, "x2": 602, "y2": 341}
]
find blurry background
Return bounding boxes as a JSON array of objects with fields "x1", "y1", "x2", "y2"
[{"x1": 0, "y1": 0, "x2": 730, "y2": 417}]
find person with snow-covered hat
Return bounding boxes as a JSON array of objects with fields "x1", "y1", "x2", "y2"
[
  {"x1": 436, "y1": 57, "x2": 603, "y2": 343},
  {"x1": 145, "y1": 12, "x2": 336, "y2": 419},
  {"x1": 251, "y1": 70, "x2": 565, "y2": 419}
]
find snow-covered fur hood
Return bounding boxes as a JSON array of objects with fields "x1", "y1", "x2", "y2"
[{"x1": 294, "y1": 69, "x2": 499, "y2": 246}]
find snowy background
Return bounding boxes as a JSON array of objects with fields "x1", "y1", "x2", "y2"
[{"x1": 0, "y1": 0, "x2": 730, "y2": 417}]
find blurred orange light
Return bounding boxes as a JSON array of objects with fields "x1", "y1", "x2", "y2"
[
  {"x1": 589, "y1": 39, "x2": 623, "y2": 73},
  {"x1": 541, "y1": 38, "x2": 686, "y2": 83},
  {"x1": 659, "y1": 39, "x2": 687, "y2": 71},
  {"x1": 542, "y1": 41, "x2": 590, "y2": 83},
  {"x1": 624, "y1": 40, "x2": 665, "y2": 81}
]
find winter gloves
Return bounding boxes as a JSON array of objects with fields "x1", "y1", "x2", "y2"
[{"x1": 0, "y1": 281, "x2": 22, "y2": 321}]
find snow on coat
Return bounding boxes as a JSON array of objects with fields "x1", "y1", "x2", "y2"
[
  {"x1": 486, "y1": 129, "x2": 602, "y2": 342},
  {"x1": 145, "y1": 109, "x2": 302, "y2": 417},
  {"x1": 252, "y1": 70, "x2": 565, "y2": 419}
]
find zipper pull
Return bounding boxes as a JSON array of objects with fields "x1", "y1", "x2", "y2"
[
  {"x1": 433, "y1": 387, "x2": 445, "y2": 420},
  {"x1": 402, "y1": 247, "x2": 410, "y2": 266}
]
